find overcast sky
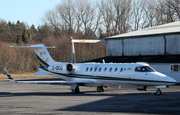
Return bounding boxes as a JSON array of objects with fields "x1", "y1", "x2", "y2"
[{"x1": 0, "y1": 0, "x2": 61, "y2": 28}]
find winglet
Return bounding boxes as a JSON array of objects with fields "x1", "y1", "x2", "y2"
[{"x1": 3, "y1": 68, "x2": 15, "y2": 82}]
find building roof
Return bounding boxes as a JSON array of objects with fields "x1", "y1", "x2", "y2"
[
  {"x1": 106, "y1": 21, "x2": 180, "y2": 39},
  {"x1": 85, "y1": 55, "x2": 180, "y2": 63}
]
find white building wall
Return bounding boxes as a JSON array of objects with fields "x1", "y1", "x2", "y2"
[{"x1": 151, "y1": 63, "x2": 180, "y2": 82}]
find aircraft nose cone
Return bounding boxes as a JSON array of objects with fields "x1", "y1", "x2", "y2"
[{"x1": 167, "y1": 77, "x2": 177, "y2": 83}]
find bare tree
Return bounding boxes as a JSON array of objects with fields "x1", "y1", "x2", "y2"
[
  {"x1": 56, "y1": 0, "x2": 76, "y2": 35},
  {"x1": 156, "y1": 0, "x2": 175, "y2": 23},
  {"x1": 140, "y1": 0, "x2": 158, "y2": 28},
  {"x1": 98, "y1": 0, "x2": 113, "y2": 37},
  {"x1": 132, "y1": 0, "x2": 145, "y2": 30},
  {"x1": 166, "y1": 0, "x2": 180, "y2": 20},
  {"x1": 42, "y1": 0, "x2": 77, "y2": 35},
  {"x1": 43, "y1": 9, "x2": 61, "y2": 36},
  {"x1": 75, "y1": 0, "x2": 98, "y2": 38},
  {"x1": 111, "y1": 0, "x2": 132, "y2": 34}
]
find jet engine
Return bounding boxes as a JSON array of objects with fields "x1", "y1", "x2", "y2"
[{"x1": 66, "y1": 63, "x2": 73, "y2": 73}]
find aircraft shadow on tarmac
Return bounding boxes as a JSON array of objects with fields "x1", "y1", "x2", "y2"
[
  {"x1": 57, "y1": 92, "x2": 180, "y2": 115},
  {"x1": 1, "y1": 91, "x2": 180, "y2": 114},
  {"x1": 1, "y1": 79, "x2": 180, "y2": 114}
]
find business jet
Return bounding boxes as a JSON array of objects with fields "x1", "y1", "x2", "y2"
[{"x1": 4, "y1": 40, "x2": 177, "y2": 95}]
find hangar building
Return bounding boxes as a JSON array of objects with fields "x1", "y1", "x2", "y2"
[{"x1": 89, "y1": 21, "x2": 180, "y2": 82}]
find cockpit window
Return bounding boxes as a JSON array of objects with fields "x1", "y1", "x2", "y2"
[{"x1": 135, "y1": 66, "x2": 154, "y2": 72}]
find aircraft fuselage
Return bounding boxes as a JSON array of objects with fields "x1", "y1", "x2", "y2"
[{"x1": 46, "y1": 62, "x2": 176, "y2": 87}]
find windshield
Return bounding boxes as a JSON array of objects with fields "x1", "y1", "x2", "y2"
[{"x1": 135, "y1": 66, "x2": 154, "y2": 72}]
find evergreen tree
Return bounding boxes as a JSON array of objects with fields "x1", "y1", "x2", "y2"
[
  {"x1": 30, "y1": 24, "x2": 37, "y2": 33},
  {"x1": 22, "y1": 28, "x2": 28, "y2": 43},
  {"x1": 17, "y1": 20, "x2": 20, "y2": 24}
]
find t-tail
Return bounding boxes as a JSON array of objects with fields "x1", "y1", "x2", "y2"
[
  {"x1": 9, "y1": 44, "x2": 56, "y2": 68},
  {"x1": 32, "y1": 44, "x2": 55, "y2": 68}
]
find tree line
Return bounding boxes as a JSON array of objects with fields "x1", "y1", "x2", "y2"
[
  {"x1": 42, "y1": 0, "x2": 180, "y2": 37},
  {"x1": 0, "y1": 0, "x2": 180, "y2": 73}
]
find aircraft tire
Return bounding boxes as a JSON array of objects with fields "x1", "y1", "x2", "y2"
[
  {"x1": 72, "y1": 90, "x2": 76, "y2": 94},
  {"x1": 72, "y1": 87, "x2": 80, "y2": 94},
  {"x1": 102, "y1": 88, "x2": 104, "y2": 92},
  {"x1": 155, "y1": 89, "x2": 161, "y2": 96},
  {"x1": 97, "y1": 86, "x2": 104, "y2": 92}
]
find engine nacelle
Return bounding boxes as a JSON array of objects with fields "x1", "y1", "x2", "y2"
[{"x1": 66, "y1": 63, "x2": 73, "y2": 73}]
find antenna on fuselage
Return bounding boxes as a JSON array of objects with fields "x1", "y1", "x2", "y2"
[
  {"x1": 102, "y1": 59, "x2": 105, "y2": 63},
  {"x1": 71, "y1": 37, "x2": 76, "y2": 63}
]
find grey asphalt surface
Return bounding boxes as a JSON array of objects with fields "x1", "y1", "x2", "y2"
[{"x1": 0, "y1": 79, "x2": 180, "y2": 115}]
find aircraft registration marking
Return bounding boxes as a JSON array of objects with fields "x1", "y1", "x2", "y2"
[{"x1": 52, "y1": 66, "x2": 63, "y2": 71}]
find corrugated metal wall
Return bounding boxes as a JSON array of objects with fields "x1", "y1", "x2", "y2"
[
  {"x1": 107, "y1": 34, "x2": 180, "y2": 56},
  {"x1": 124, "y1": 36, "x2": 164, "y2": 55},
  {"x1": 166, "y1": 34, "x2": 180, "y2": 54},
  {"x1": 107, "y1": 34, "x2": 180, "y2": 82},
  {"x1": 107, "y1": 39, "x2": 123, "y2": 56}
]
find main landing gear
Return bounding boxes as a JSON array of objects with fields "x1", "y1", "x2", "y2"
[
  {"x1": 70, "y1": 84, "x2": 80, "y2": 94},
  {"x1": 97, "y1": 86, "x2": 104, "y2": 92},
  {"x1": 71, "y1": 86, "x2": 80, "y2": 94},
  {"x1": 155, "y1": 88, "x2": 162, "y2": 96}
]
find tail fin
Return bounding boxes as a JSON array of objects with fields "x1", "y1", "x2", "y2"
[
  {"x1": 32, "y1": 44, "x2": 55, "y2": 68},
  {"x1": 9, "y1": 44, "x2": 55, "y2": 68}
]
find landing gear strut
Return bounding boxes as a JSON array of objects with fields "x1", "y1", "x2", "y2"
[
  {"x1": 97, "y1": 86, "x2": 104, "y2": 92},
  {"x1": 155, "y1": 88, "x2": 161, "y2": 96},
  {"x1": 71, "y1": 86, "x2": 80, "y2": 94}
]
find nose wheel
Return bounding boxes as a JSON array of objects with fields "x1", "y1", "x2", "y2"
[{"x1": 155, "y1": 89, "x2": 161, "y2": 96}]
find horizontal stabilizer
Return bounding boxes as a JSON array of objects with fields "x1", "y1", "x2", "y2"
[
  {"x1": 9, "y1": 46, "x2": 42, "y2": 48},
  {"x1": 71, "y1": 39, "x2": 107, "y2": 43},
  {"x1": 34, "y1": 69, "x2": 52, "y2": 75},
  {"x1": 13, "y1": 80, "x2": 95, "y2": 84},
  {"x1": 9, "y1": 45, "x2": 55, "y2": 49},
  {"x1": 4, "y1": 68, "x2": 95, "y2": 84}
]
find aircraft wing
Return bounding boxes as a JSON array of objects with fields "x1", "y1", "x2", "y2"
[{"x1": 4, "y1": 68, "x2": 95, "y2": 84}]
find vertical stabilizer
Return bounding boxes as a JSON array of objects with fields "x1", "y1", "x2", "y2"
[
  {"x1": 71, "y1": 37, "x2": 76, "y2": 63},
  {"x1": 9, "y1": 44, "x2": 55, "y2": 68},
  {"x1": 31, "y1": 44, "x2": 55, "y2": 68}
]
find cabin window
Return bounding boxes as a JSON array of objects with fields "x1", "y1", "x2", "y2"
[
  {"x1": 90, "y1": 67, "x2": 93, "y2": 72},
  {"x1": 115, "y1": 68, "x2": 118, "y2": 72},
  {"x1": 109, "y1": 68, "x2": 112, "y2": 72},
  {"x1": 135, "y1": 66, "x2": 154, "y2": 72},
  {"x1": 99, "y1": 67, "x2": 102, "y2": 72},
  {"x1": 120, "y1": 68, "x2": 123, "y2": 72},
  {"x1": 86, "y1": 67, "x2": 89, "y2": 72},
  {"x1": 170, "y1": 64, "x2": 179, "y2": 72},
  {"x1": 104, "y1": 68, "x2": 107, "y2": 72},
  {"x1": 94, "y1": 67, "x2": 98, "y2": 72}
]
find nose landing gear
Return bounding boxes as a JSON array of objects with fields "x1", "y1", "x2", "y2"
[{"x1": 155, "y1": 88, "x2": 162, "y2": 96}]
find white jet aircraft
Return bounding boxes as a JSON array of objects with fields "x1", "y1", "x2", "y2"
[{"x1": 4, "y1": 41, "x2": 177, "y2": 95}]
